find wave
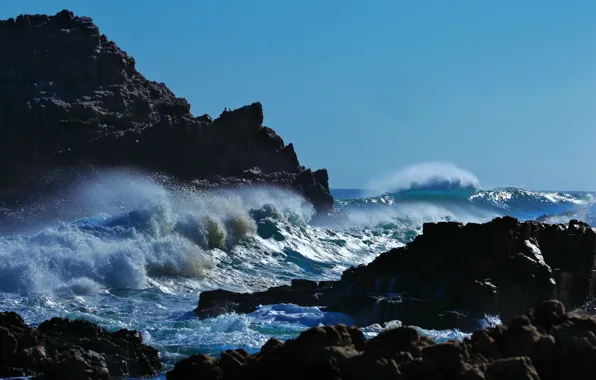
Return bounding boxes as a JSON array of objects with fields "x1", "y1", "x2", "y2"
[
  {"x1": 367, "y1": 162, "x2": 481, "y2": 194},
  {"x1": 0, "y1": 167, "x2": 594, "y2": 299},
  {"x1": 1, "y1": 166, "x2": 595, "y2": 369},
  {"x1": 0, "y1": 170, "x2": 400, "y2": 296}
]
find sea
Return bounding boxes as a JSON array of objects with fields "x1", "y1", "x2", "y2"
[{"x1": 0, "y1": 165, "x2": 594, "y2": 378}]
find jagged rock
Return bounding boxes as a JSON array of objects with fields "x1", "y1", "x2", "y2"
[
  {"x1": 172, "y1": 300, "x2": 596, "y2": 380},
  {"x1": 195, "y1": 217, "x2": 596, "y2": 330},
  {"x1": 0, "y1": 10, "x2": 333, "y2": 226},
  {"x1": 195, "y1": 281, "x2": 334, "y2": 318},
  {"x1": 335, "y1": 217, "x2": 596, "y2": 325},
  {"x1": 0, "y1": 312, "x2": 160, "y2": 379}
]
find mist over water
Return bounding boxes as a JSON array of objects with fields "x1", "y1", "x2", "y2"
[{"x1": 0, "y1": 165, "x2": 594, "y2": 375}]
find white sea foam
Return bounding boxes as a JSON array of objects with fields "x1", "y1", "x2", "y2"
[{"x1": 0, "y1": 170, "x2": 400, "y2": 296}]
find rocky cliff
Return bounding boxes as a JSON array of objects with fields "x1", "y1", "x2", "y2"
[
  {"x1": 196, "y1": 217, "x2": 596, "y2": 330},
  {"x1": 0, "y1": 10, "x2": 333, "y2": 214}
]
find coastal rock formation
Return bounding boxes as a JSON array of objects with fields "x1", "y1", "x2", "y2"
[
  {"x1": 0, "y1": 10, "x2": 333, "y2": 216},
  {"x1": 174, "y1": 300, "x2": 596, "y2": 380},
  {"x1": 0, "y1": 312, "x2": 160, "y2": 379},
  {"x1": 198, "y1": 279, "x2": 334, "y2": 318},
  {"x1": 196, "y1": 217, "x2": 596, "y2": 330}
]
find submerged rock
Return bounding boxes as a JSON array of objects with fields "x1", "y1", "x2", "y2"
[
  {"x1": 0, "y1": 9, "x2": 333, "y2": 228},
  {"x1": 0, "y1": 312, "x2": 160, "y2": 379},
  {"x1": 196, "y1": 217, "x2": 596, "y2": 330},
  {"x1": 173, "y1": 300, "x2": 596, "y2": 380}
]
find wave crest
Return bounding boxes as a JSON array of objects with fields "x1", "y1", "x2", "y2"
[{"x1": 368, "y1": 162, "x2": 481, "y2": 194}]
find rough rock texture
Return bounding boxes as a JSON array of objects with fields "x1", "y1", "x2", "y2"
[
  {"x1": 174, "y1": 300, "x2": 596, "y2": 380},
  {"x1": 0, "y1": 10, "x2": 333, "y2": 216},
  {"x1": 197, "y1": 279, "x2": 333, "y2": 318},
  {"x1": 0, "y1": 312, "x2": 161, "y2": 379},
  {"x1": 196, "y1": 217, "x2": 596, "y2": 330}
]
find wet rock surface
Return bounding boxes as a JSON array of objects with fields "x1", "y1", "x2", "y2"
[
  {"x1": 174, "y1": 300, "x2": 596, "y2": 380},
  {"x1": 0, "y1": 312, "x2": 160, "y2": 379}
]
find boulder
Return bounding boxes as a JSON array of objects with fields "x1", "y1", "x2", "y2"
[
  {"x1": 0, "y1": 312, "x2": 160, "y2": 379},
  {"x1": 173, "y1": 300, "x2": 596, "y2": 380}
]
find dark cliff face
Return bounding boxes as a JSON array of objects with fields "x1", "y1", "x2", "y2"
[{"x1": 0, "y1": 10, "x2": 333, "y2": 214}]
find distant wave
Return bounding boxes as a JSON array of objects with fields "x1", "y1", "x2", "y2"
[
  {"x1": 367, "y1": 162, "x2": 480, "y2": 194},
  {"x1": 335, "y1": 186, "x2": 593, "y2": 231}
]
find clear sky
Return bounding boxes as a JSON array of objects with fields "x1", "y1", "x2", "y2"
[{"x1": 2, "y1": 1, "x2": 596, "y2": 190}]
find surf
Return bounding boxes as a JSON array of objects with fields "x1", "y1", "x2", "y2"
[{"x1": 0, "y1": 164, "x2": 594, "y2": 372}]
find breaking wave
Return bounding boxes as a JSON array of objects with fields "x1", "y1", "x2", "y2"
[{"x1": 0, "y1": 165, "x2": 594, "y2": 371}]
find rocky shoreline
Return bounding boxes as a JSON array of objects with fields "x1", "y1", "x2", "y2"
[
  {"x1": 170, "y1": 300, "x2": 595, "y2": 380},
  {"x1": 4, "y1": 299, "x2": 596, "y2": 379},
  {"x1": 195, "y1": 217, "x2": 596, "y2": 331},
  {"x1": 2, "y1": 8, "x2": 596, "y2": 380}
]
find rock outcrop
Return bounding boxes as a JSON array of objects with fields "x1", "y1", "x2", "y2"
[
  {"x1": 174, "y1": 300, "x2": 596, "y2": 380},
  {"x1": 0, "y1": 10, "x2": 333, "y2": 216},
  {"x1": 196, "y1": 217, "x2": 596, "y2": 330},
  {"x1": 0, "y1": 312, "x2": 161, "y2": 379}
]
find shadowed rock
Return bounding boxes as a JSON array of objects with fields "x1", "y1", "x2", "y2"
[
  {"x1": 173, "y1": 300, "x2": 596, "y2": 380},
  {"x1": 0, "y1": 312, "x2": 160, "y2": 379}
]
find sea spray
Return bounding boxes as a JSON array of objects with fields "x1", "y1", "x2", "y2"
[{"x1": 0, "y1": 167, "x2": 594, "y2": 375}]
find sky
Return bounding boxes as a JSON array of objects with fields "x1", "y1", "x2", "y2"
[{"x1": 2, "y1": 1, "x2": 596, "y2": 190}]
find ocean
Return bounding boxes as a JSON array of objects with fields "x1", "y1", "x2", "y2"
[{"x1": 0, "y1": 168, "x2": 594, "y2": 378}]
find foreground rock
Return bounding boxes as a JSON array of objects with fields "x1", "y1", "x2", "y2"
[
  {"x1": 196, "y1": 217, "x2": 596, "y2": 330},
  {"x1": 174, "y1": 300, "x2": 596, "y2": 380},
  {"x1": 0, "y1": 10, "x2": 333, "y2": 227},
  {"x1": 0, "y1": 312, "x2": 160, "y2": 379}
]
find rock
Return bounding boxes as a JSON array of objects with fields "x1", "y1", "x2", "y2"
[
  {"x1": 172, "y1": 300, "x2": 596, "y2": 379},
  {"x1": 533, "y1": 300, "x2": 566, "y2": 329},
  {"x1": 195, "y1": 217, "x2": 596, "y2": 330},
  {"x1": 166, "y1": 354, "x2": 224, "y2": 380},
  {"x1": 485, "y1": 357, "x2": 540, "y2": 380},
  {"x1": 0, "y1": 9, "x2": 333, "y2": 232},
  {"x1": 291, "y1": 279, "x2": 319, "y2": 291},
  {"x1": 0, "y1": 312, "x2": 160, "y2": 379},
  {"x1": 195, "y1": 281, "x2": 333, "y2": 318}
]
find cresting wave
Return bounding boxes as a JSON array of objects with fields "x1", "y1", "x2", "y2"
[
  {"x1": 337, "y1": 162, "x2": 595, "y2": 229},
  {"x1": 0, "y1": 170, "x2": 401, "y2": 297}
]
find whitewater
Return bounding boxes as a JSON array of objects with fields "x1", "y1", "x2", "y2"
[{"x1": 0, "y1": 164, "x2": 594, "y2": 378}]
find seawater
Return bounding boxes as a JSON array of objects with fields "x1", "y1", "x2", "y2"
[{"x1": 0, "y1": 166, "x2": 593, "y2": 378}]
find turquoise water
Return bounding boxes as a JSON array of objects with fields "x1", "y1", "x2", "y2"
[{"x1": 0, "y1": 169, "x2": 593, "y2": 377}]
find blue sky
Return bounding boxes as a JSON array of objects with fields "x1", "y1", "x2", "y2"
[{"x1": 2, "y1": 1, "x2": 596, "y2": 190}]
